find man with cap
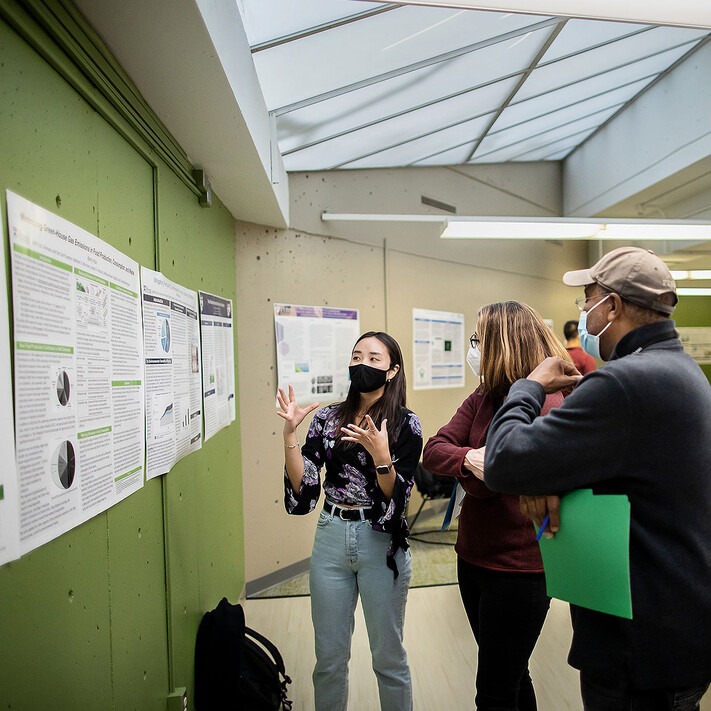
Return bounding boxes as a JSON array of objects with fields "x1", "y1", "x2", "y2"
[{"x1": 483, "y1": 246, "x2": 711, "y2": 710}]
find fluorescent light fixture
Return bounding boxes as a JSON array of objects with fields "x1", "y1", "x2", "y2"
[
  {"x1": 671, "y1": 270, "x2": 711, "y2": 280},
  {"x1": 441, "y1": 220, "x2": 711, "y2": 241},
  {"x1": 320, "y1": 213, "x2": 711, "y2": 241},
  {"x1": 677, "y1": 288, "x2": 711, "y2": 296},
  {"x1": 442, "y1": 221, "x2": 598, "y2": 239}
]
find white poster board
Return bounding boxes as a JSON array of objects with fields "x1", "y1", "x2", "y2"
[
  {"x1": 677, "y1": 327, "x2": 711, "y2": 364},
  {"x1": 0, "y1": 217, "x2": 19, "y2": 566},
  {"x1": 274, "y1": 304, "x2": 360, "y2": 406},
  {"x1": 7, "y1": 191, "x2": 144, "y2": 556},
  {"x1": 199, "y1": 290, "x2": 235, "y2": 441},
  {"x1": 141, "y1": 267, "x2": 203, "y2": 479},
  {"x1": 412, "y1": 308, "x2": 466, "y2": 390}
]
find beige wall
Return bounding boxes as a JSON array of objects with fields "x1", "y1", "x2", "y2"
[
  {"x1": 388, "y1": 249, "x2": 579, "y2": 443},
  {"x1": 237, "y1": 164, "x2": 589, "y2": 583}
]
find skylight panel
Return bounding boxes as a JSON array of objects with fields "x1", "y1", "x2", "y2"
[
  {"x1": 516, "y1": 27, "x2": 707, "y2": 102},
  {"x1": 489, "y1": 76, "x2": 654, "y2": 137},
  {"x1": 253, "y1": 7, "x2": 551, "y2": 111},
  {"x1": 239, "y1": 0, "x2": 383, "y2": 48}
]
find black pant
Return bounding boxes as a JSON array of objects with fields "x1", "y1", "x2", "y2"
[
  {"x1": 457, "y1": 558, "x2": 550, "y2": 711},
  {"x1": 580, "y1": 675, "x2": 709, "y2": 711}
]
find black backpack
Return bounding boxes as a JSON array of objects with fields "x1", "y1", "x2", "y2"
[{"x1": 194, "y1": 597, "x2": 292, "y2": 710}]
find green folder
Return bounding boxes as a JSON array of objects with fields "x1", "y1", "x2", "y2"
[{"x1": 536, "y1": 489, "x2": 632, "y2": 619}]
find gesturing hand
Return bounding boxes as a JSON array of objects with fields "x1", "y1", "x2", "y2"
[
  {"x1": 276, "y1": 385, "x2": 319, "y2": 434},
  {"x1": 340, "y1": 414, "x2": 390, "y2": 462}
]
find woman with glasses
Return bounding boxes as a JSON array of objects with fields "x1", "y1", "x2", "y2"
[
  {"x1": 277, "y1": 331, "x2": 422, "y2": 711},
  {"x1": 423, "y1": 302, "x2": 573, "y2": 711}
]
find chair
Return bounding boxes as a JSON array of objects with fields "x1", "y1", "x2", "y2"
[{"x1": 409, "y1": 463, "x2": 455, "y2": 530}]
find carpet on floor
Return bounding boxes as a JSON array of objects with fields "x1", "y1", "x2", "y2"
[{"x1": 250, "y1": 505, "x2": 458, "y2": 598}]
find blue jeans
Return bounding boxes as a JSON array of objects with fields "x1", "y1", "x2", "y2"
[
  {"x1": 309, "y1": 510, "x2": 412, "y2": 711},
  {"x1": 581, "y1": 675, "x2": 710, "y2": 711}
]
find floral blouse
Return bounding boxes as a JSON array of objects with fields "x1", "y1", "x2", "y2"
[{"x1": 284, "y1": 404, "x2": 423, "y2": 577}]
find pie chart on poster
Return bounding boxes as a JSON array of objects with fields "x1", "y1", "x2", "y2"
[
  {"x1": 56, "y1": 370, "x2": 71, "y2": 406},
  {"x1": 51, "y1": 440, "x2": 76, "y2": 490}
]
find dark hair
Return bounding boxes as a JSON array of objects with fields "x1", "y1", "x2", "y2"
[
  {"x1": 477, "y1": 301, "x2": 571, "y2": 398},
  {"x1": 563, "y1": 320, "x2": 579, "y2": 340},
  {"x1": 335, "y1": 331, "x2": 406, "y2": 447}
]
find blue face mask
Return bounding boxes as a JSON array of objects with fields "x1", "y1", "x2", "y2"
[{"x1": 578, "y1": 294, "x2": 611, "y2": 360}]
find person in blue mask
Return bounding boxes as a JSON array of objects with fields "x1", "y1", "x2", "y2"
[
  {"x1": 483, "y1": 247, "x2": 711, "y2": 711},
  {"x1": 277, "y1": 331, "x2": 422, "y2": 711}
]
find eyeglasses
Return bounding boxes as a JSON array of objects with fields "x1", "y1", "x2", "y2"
[
  {"x1": 469, "y1": 333, "x2": 480, "y2": 348},
  {"x1": 575, "y1": 294, "x2": 608, "y2": 311}
]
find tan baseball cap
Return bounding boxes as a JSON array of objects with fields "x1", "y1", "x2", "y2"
[{"x1": 563, "y1": 246, "x2": 677, "y2": 315}]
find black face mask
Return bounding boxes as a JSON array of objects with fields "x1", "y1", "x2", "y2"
[{"x1": 348, "y1": 363, "x2": 389, "y2": 393}]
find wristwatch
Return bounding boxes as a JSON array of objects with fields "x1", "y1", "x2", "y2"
[{"x1": 375, "y1": 464, "x2": 392, "y2": 475}]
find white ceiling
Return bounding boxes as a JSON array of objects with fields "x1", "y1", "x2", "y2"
[
  {"x1": 239, "y1": 1, "x2": 710, "y2": 172},
  {"x1": 74, "y1": 0, "x2": 711, "y2": 267}
]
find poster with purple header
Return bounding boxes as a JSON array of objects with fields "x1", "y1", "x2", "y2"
[
  {"x1": 199, "y1": 290, "x2": 235, "y2": 441},
  {"x1": 274, "y1": 304, "x2": 360, "y2": 406}
]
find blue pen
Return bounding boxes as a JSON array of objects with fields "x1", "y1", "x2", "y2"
[{"x1": 536, "y1": 513, "x2": 550, "y2": 541}]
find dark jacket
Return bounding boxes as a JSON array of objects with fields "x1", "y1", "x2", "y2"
[{"x1": 484, "y1": 320, "x2": 711, "y2": 690}]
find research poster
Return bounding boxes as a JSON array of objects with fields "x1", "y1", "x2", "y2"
[
  {"x1": 412, "y1": 308, "x2": 465, "y2": 390},
  {"x1": 677, "y1": 327, "x2": 711, "y2": 364},
  {"x1": 7, "y1": 191, "x2": 144, "y2": 556},
  {"x1": 199, "y1": 291, "x2": 235, "y2": 441},
  {"x1": 142, "y1": 268, "x2": 203, "y2": 479},
  {"x1": 274, "y1": 303, "x2": 360, "y2": 406},
  {"x1": 0, "y1": 217, "x2": 20, "y2": 566}
]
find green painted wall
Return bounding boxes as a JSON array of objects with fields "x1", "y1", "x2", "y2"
[
  {"x1": 675, "y1": 295, "x2": 711, "y2": 382},
  {"x1": 0, "y1": 8, "x2": 243, "y2": 709}
]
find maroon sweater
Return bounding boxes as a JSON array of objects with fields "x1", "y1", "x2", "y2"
[{"x1": 423, "y1": 387, "x2": 562, "y2": 572}]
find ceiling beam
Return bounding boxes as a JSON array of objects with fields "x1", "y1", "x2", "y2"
[
  {"x1": 250, "y1": 4, "x2": 403, "y2": 52},
  {"x1": 367, "y1": 1, "x2": 711, "y2": 30},
  {"x1": 464, "y1": 20, "x2": 566, "y2": 162}
]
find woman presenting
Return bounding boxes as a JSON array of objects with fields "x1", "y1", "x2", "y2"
[
  {"x1": 278, "y1": 331, "x2": 422, "y2": 711},
  {"x1": 423, "y1": 301, "x2": 571, "y2": 711}
]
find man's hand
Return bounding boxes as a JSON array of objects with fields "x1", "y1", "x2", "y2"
[
  {"x1": 527, "y1": 356, "x2": 582, "y2": 394},
  {"x1": 520, "y1": 495, "x2": 561, "y2": 539}
]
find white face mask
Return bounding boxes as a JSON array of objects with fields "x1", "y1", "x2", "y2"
[{"x1": 466, "y1": 345, "x2": 481, "y2": 377}]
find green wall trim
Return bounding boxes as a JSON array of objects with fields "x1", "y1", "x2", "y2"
[{"x1": 0, "y1": 0, "x2": 201, "y2": 198}]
